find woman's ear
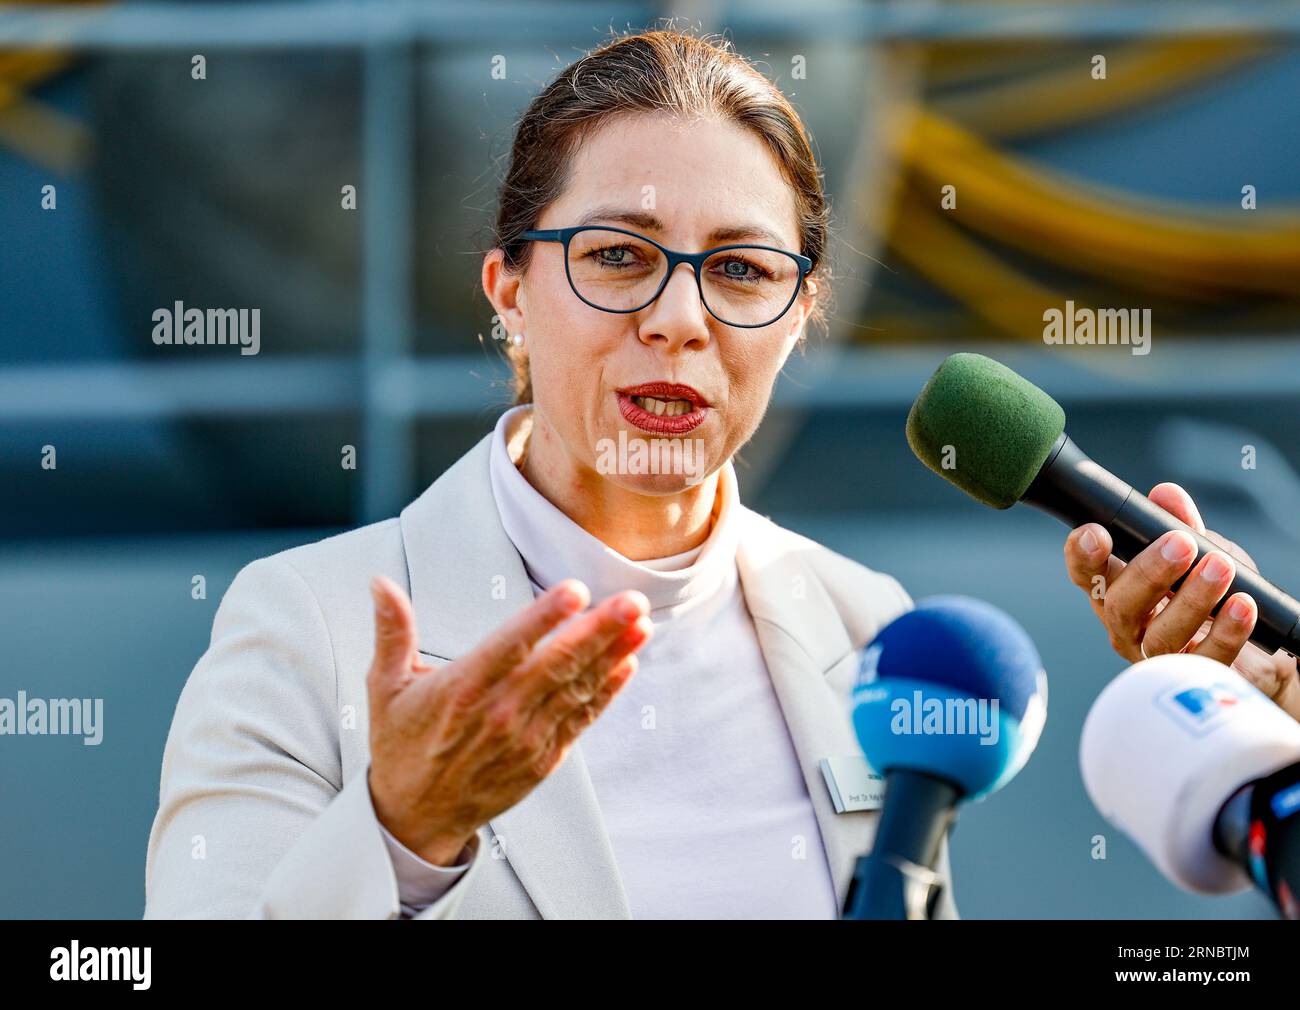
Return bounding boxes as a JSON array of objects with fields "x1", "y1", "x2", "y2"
[
  {"x1": 482, "y1": 248, "x2": 527, "y2": 339},
  {"x1": 775, "y1": 280, "x2": 816, "y2": 371}
]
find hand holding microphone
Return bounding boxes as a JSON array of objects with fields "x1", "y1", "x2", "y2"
[
  {"x1": 1063, "y1": 482, "x2": 1300, "y2": 718},
  {"x1": 906, "y1": 352, "x2": 1300, "y2": 721}
]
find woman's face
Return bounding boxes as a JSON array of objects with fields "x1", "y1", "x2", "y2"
[{"x1": 493, "y1": 111, "x2": 817, "y2": 496}]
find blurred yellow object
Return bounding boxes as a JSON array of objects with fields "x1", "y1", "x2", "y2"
[
  {"x1": 0, "y1": 4, "x2": 101, "y2": 172},
  {"x1": 932, "y1": 38, "x2": 1271, "y2": 140},
  {"x1": 860, "y1": 35, "x2": 1300, "y2": 344},
  {"x1": 897, "y1": 109, "x2": 1300, "y2": 300}
]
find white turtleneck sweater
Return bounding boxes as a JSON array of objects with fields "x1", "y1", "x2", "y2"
[{"x1": 379, "y1": 405, "x2": 839, "y2": 918}]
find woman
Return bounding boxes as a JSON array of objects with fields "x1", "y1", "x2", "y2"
[{"x1": 144, "y1": 28, "x2": 959, "y2": 920}]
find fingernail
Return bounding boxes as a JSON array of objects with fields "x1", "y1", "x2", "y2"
[
  {"x1": 370, "y1": 578, "x2": 393, "y2": 616},
  {"x1": 616, "y1": 594, "x2": 646, "y2": 622},
  {"x1": 554, "y1": 583, "x2": 584, "y2": 612},
  {"x1": 1202, "y1": 552, "x2": 1231, "y2": 582},
  {"x1": 1229, "y1": 597, "x2": 1252, "y2": 622},
  {"x1": 1160, "y1": 532, "x2": 1194, "y2": 563},
  {"x1": 1080, "y1": 528, "x2": 1100, "y2": 554}
]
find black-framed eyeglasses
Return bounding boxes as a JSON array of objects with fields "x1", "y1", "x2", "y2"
[{"x1": 520, "y1": 225, "x2": 813, "y2": 329}]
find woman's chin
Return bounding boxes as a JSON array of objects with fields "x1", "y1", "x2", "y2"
[{"x1": 594, "y1": 463, "x2": 713, "y2": 497}]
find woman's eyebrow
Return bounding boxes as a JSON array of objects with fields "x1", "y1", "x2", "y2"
[
  {"x1": 576, "y1": 206, "x2": 662, "y2": 232},
  {"x1": 575, "y1": 205, "x2": 789, "y2": 247},
  {"x1": 707, "y1": 223, "x2": 786, "y2": 246}
]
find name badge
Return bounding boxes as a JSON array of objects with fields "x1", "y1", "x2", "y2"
[{"x1": 819, "y1": 755, "x2": 885, "y2": 812}]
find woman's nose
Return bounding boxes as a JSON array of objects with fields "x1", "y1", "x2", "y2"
[{"x1": 640, "y1": 263, "x2": 711, "y2": 350}]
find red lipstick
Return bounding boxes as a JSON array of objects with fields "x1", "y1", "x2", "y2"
[{"x1": 616, "y1": 382, "x2": 711, "y2": 435}]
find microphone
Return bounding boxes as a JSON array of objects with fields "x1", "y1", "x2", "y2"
[
  {"x1": 906, "y1": 352, "x2": 1300, "y2": 658},
  {"x1": 1080, "y1": 653, "x2": 1300, "y2": 917},
  {"x1": 845, "y1": 595, "x2": 1048, "y2": 919}
]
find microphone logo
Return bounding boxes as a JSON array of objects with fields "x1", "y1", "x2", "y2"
[
  {"x1": 1156, "y1": 680, "x2": 1252, "y2": 736},
  {"x1": 856, "y1": 642, "x2": 882, "y2": 685}
]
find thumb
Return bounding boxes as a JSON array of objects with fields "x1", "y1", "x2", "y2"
[
  {"x1": 1149, "y1": 481, "x2": 1206, "y2": 535},
  {"x1": 368, "y1": 575, "x2": 426, "y2": 696}
]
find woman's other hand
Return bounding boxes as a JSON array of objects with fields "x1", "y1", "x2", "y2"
[{"x1": 365, "y1": 575, "x2": 652, "y2": 865}]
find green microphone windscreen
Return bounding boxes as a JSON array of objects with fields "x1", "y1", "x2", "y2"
[{"x1": 906, "y1": 353, "x2": 1066, "y2": 510}]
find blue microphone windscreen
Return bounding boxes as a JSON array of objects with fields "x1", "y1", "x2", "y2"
[{"x1": 851, "y1": 596, "x2": 1047, "y2": 799}]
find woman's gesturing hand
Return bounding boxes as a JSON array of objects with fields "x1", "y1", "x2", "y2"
[
  {"x1": 1063, "y1": 481, "x2": 1300, "y2": 721},
  {"x1": 365, "y1": 574, "x2": 652, "y2": 866}
]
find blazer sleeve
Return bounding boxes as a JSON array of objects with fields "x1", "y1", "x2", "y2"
[{"x1": 143, "y1": 555, "x2": 488, "y2": 919}]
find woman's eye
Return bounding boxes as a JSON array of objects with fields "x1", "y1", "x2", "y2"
[
  {"x1": 596, "y1": 246, "x2": 631, "y2": 264},
  {"x1": 716, "y1": 257, "x2": 766, "y2": 281}
]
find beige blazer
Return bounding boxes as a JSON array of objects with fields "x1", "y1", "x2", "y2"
[{"x1": 144, "y1": 427, "x2": 959, "y2": 919}]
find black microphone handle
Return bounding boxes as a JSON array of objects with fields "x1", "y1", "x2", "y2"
[
  {"x1": 1022, "y1": 433, "x2": 1300, "y2": 659},
  {"x1": 843, "y1": 769, "x2": 959, "y2": 920},
  {"x1": 1213, "y1": 761, "x2": 1300, "y2": 920}
]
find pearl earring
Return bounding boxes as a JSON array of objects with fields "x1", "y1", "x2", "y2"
[{"x1": 511, "y1": 332, "x2": 525, "y2": 347}]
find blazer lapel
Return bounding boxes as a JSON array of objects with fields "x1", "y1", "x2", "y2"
[
  {"x1": 399, "y1": 433, "x2": 631, "y2": 919},
  {"x1": 735, "y1": 514, "x2": 879, "y2": 910},
  {"x1": 399, "y1": 430, "x2": 876, "y2": 916}
]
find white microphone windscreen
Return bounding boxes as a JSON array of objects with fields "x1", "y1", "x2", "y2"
[{"x1": 1080, "y1": 654, "x2": 1300, "y2": 894}]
